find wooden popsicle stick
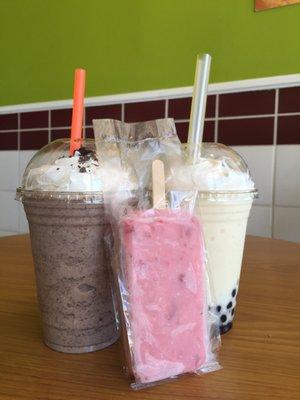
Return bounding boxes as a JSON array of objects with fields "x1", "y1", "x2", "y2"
[{"x1": 152, "y1": 159, "x2": 166, "y2": 209}]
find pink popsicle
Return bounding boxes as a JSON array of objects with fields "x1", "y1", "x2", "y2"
[{"x1": 121, "y1": 208, "x2": 208, "y2": 384}]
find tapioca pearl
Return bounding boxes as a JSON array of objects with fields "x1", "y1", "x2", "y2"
[
  {"x1": 220, "y1": 314, "x2": 227, "y2": 323},
  {"x1": 220, "y1": 322, "x2": 232, "y2": 334},
  {"x1": 232, "y1": 288, "x2": 237, "y2": 298},
  {"x1": 216, "y1": 305, "x2": 221, "y2": 313},
  {"x1": 231, "y1": 308, "x2": 235, "y2": 316},
  {"x1": 227, "y1": 301, "x2": 233, "y2": 309}
]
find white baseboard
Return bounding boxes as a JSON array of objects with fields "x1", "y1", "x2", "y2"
[{"x1": 1, "y1": 74, "x2": 300, "y2": 115}]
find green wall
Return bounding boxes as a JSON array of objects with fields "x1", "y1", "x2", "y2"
[{"x1": 1, "y1": 0, "x2": 300, "y2": 106}]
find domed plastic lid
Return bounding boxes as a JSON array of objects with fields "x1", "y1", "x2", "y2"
[
  {"x1": 16, "y1": 138, "x2": 127, "y2": 203},
  {"x1": 171, "y1": 142, "x2": 257, "y2": 196}
]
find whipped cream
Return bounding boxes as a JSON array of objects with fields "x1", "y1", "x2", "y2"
[
  {"x1": 24, "y1": 148, "x2": 135, "y2": 192},
  {"x1": 169, "y1": 157, "x2": 254, "y2": 191}
]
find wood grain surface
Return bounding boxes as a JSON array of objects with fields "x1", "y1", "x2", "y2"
[{"x1": 0, "y1": 235, "x2": 299, "y2": 400}]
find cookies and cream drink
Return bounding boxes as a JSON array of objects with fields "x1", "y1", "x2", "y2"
[{"x1": 16, "y1": 138, "x2": 134, "y2": 352}]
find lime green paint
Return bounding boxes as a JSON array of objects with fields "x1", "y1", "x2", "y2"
[{"x1": 1, "y1": 0, "x2": 300, "y2": 106}]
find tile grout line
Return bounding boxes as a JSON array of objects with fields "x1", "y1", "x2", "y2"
[
  {"x1": 253, "y1": 203, "x2": 273, "y2": 208},
  {"x1": 271, "y1": 89, "x2": 279, "y2": 238},
  {"x1": 17, "y1": 113, "x2": 20, "y2": 151},
  {"x1": 273, "y1": 204, "x2": 300, "y2": 209},
  {"x1": 214, "y1": 94, "x2": 219, "y2": 142},
  {"x1": 277, "y1": 111, "x2": 300, "y2": 116},
  {"x1": 121, "y1": 104, "x2": 125, "y2": 122},
  {"x1": 173, "y1": 118, "x2": 216, "y2": 124},
  {"x1": 17, "y1": 112, "x2": 21, "y2": 232},
  {"x1": 5, "y1": 127, "x2": 51, "y2": 133},
  {"x1": 48, "y1": 110, "x2": 51, "y2": 143},
  {"x1": 83, "y1": 107, "x2": 86, "y2": 139},
  {"x1": 218, "y1": 113, "x2": 274, "y2": 120},
  {"x1": 20, "y1": 127, "x2": 67, "y2": 132}
]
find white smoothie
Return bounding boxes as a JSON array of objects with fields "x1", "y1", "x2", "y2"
[
  {"x1": 169, "y1": 143, "x2": 256, "y2": 334},
  {"x1": 197, "y1": 194, "x2": 253, "y2": 333}
]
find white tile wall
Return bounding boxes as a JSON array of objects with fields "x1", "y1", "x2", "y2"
[
  {"x1": 247, "y1": 205, "x2": 272, "y2": 238},
  {"x1": 0, "y1": 150, "x2": 36, "y2": 236},
  {"x1": 274, "y1": 206, "x2": 300, "y2": 243},
  {"x1": 275, "y1": 145, "x2": 300, "y2": 207},
  {"x1": 0, "y1": 191, "x2": 19, "y2": 232},
  {"x1": 231, "y1": 145, "x2": 276, "y2": 238},
  {"x1": 0, "y1": 151, "x2": 19, "y2": 191},
  {"x1": 232, "y1": 145, "x2": 273, "y2": 206}
]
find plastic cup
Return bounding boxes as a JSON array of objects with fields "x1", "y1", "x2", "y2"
[
  {"x1": 194, "y1": 143, "x2": 257, "y2": 334},
  {"x1": 170, "y1": 143, "x2": 257, "y2": 334},
  {"x1": 16, "y1": 139, "x2": 119, "y2": 353},
  {"x1": 197, "y1": 190, "x2": 254, "y2": 334}
]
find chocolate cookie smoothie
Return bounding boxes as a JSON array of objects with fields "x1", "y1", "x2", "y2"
[
  {"x1": 17, "y1": 139, "x2": 133, "y2": 353},
  {"x1": 23, "y1": 198, "x2": 117, "y2": 353}
]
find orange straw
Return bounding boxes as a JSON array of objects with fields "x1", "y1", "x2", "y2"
[{"x1": 69, "y1": 68, "x2": 86, "y2": 155}]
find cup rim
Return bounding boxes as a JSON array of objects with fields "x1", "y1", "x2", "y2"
[
  {"x1": 197, "y1": 188, "x2": 258, "y2": 195},
  {"x1": 15, "y1": 187, "x2": 104, "y2": 204}
]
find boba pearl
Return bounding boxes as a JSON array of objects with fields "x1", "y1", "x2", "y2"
[
  {"x1": 227, "y1": 301, "x2": 233, "y2": 309},
  {"x1": 220, "y1": 322, "x2": 232, "y2": 335},
  {"x1": 220, "y1": 314, "x2": 227, "y2": 323},
  {"x1": 215, "y1": 286, "x2": 239, "y2": 335}
]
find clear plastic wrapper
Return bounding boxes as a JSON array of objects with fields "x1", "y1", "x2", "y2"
[
  {"x1": 107, "y1": 184, "x2": 221, "y2": 390},
  {"x1": 96, "y1": 121, "x2": 221, "y2": 389},
  {"x1": 93, "y1": 118, "x2": 182, "y2": 190}
]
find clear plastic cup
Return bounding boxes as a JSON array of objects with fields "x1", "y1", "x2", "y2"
[
  {"x1": 194, "y1": 143, "x2": 257, "y2": 334},
  {"x1": 169, "y1": 143, "x2": 257, "y2": 334},
  {"x1": 197, "y1": 190, "x2": 255, "y2": 334},
  {"x1": 16, "y1": 139, "x2": 119, "y2": 353}
]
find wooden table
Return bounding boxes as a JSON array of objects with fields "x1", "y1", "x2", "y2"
[{"x1": 0, "y1": 235, "x2": 299, "y2": 400}]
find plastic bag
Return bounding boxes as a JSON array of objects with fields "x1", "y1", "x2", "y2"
[
  {"x1": 94, "y1": 119, "x2": 221, "y2": 389},
  {"x1": 93, "y1": 118, "x2": 182, "y2": 190}
]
